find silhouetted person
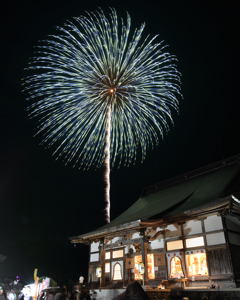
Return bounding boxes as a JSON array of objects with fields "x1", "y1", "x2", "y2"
[
  {"x1": 0, "y1": 285, "x2": 7, "y2": 300},
  {"x1": 124, "y1": 282, "x2": 149, "y2": 300},
  {"x1": 84, "y1": 291, "x2": 90, "y2": 300},
  {"x1": 67, "y1": 292, "x2": 74, "y2": 300},
  {"x1": 54, "y1": 288, "x2": 67, "y2": 300}
]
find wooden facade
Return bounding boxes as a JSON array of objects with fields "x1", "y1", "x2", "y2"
[{"x1": 70, "y1": 155, "x2": 240, "y2": 289}]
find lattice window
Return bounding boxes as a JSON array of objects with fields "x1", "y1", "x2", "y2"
[
  {"x1": 167, "y1": 240, "x2": 183, "y2": 251},
  {"x1": 170, "y1": 256, "x2": 184, "y2": 278},
  {"x1": 113, "y1": 263, "x2": 122, "y2": 280},
  {"x1": 105, "y1": 262, "x2": 110, "y2": 273},
  {"x1": 186, "y1": 252, "x2": 208, "y2": 276},
  {"x1": 112, "y1": 249, "x2": 123, "y2": 258},
  {"x1": 147, "y1": 254, "x2": 155, "y2": 279},
  {"x1": 186, "y1": 236, "x2": 204, "y2": 248}
]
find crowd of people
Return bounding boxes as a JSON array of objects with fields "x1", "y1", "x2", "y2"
[
  {"x1": 0, "y1": 278, "x2": 24, "y2": 300},
  {"x1": 58, "y1": 287, "x2": 91, "y2": 300},
  {"x1": 0, "y1": 278, "x2": 96, "y2": 300},
  {"x1": 41, "y1": 284, "x2": 95, "y2": 300}
]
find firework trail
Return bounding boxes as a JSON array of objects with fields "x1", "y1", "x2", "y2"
[
  {"x1": 104, "y1": 102, "x2": 111, "y2": 223},
  {"x1": 23, "y1": 8, "x2": 182, "y2": 222}
]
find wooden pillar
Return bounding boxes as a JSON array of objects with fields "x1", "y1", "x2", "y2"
[
  {"x1": 100, "y1": 241, "x2": 106, "y2": 288},
  {"x1": 128, "y1": 249, "x2": 131, "y2": 284},
  {"x1": 144, "y1": 240, "x2": 149, "y2": 286},
  {"x1": 162, "y1": 228, "x2": 168, "y2": 280},
  {"x1": 102, "y1": 248, "x2": 106, "y2": 288},
  {"x1": 141, "y1": 237, "x2": 149, "y2": 286}
]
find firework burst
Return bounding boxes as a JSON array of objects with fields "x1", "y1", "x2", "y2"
[{"x1": 23, "y1": 8, "x2": 182, "y2": 222}]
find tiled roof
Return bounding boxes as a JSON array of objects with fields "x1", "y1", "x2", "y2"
[{"x1": 70, "y1": 154, "x2": 240, "y2": 242}]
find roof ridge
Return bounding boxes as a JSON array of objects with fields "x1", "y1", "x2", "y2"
[{"x1": 142, "y1": 154, "x2": 240, "y2": 197}]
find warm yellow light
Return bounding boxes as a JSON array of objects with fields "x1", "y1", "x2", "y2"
[
  {"x1": 187, "y1": 253, "x2": 208, "y2": 276},
  {"x1": 170, "y1": 256, "x2": 184, "y2": 278},
  {"x1": 134, "y1": 254, "x2": 155, "y2": 280},
  {"x1": 110, "y1": 89, "x2": 114, "y2": 93}
]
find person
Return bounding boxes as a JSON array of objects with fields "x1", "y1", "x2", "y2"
[
  {"x1": 0, "y1": 285, "x2": 7, "y2": 300},
  {"x1": 78, "y1": 277, "x2": 84, "y2": 292},
  {"x1": 84, "y1": 291, "x2": 90, "y2": 300},
  {"x1": 77, "y1": 289, "x2": 84, "y2": 300},
  {"x1": 39, "y1": 293, "x2": 45, "y2": 300},
  {"x1": 73, "y1": 291, "x2": 78, "y2": 300},
  {"x1": 67, "y1": 292, "x2": 74, "y2": 300},
  {"x1": 78, "y1": 289, "x2": 90, "y2": 300},
  {"x1": 92, "y1": 291, "x2": 97, "y2": 300},
  {"x1": 54, "y1": 288, "x2": 66, "y2": 300},
  {"x1": 19, "y1": 293, "x2": 25, "y2": 300}
]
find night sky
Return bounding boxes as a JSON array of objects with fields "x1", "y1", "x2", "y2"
[{"x1": 0, "y1": 0, "x2": 239, "y2": 287}]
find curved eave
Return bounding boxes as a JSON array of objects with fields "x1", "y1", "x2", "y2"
[
  {"x1": 140, "y1": 196, "x2": 231, "y2": 227},
  {"x1": 69, "y1": 220, "x2": 142, "y2": 244}
]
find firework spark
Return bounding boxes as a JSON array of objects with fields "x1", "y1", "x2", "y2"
[{"x1": 23, "y1": 8, "x2": 182, "y2": 222}]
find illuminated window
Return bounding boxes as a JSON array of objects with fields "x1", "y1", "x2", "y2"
[
  {"x1": 105, "y1": 252, "x2": 110, "y2": 259},
  {"x1": 105, "y1": 262, "x2": 110, "y2": 273},
  {"x1": 167, "y1": 240, "x2": 183, "y2": 251},
  {"x1": 186, "y1": 252, "x2": 208, "y2": 276},
  {"x1": 134, "y1": 254, "x2": 155, "y2": 280},
  {"x1": 186, "y1": 236, "x2": 204, "y2": 248},
  {"x1": 147, "y1": 254, "x2": 155, "y2": 279},
  {"x1": 170, "y1": 256, "x2": 184, "y2": 278},
  {"x1": 113, "y1": 263, "x2": 122, "y2": 280},
  {"x1": 134, "y1": 255, "x2": 143, "y2": 280},
  {"x1": 112, "y1": 250, "x2": 123, "y2": 258}
]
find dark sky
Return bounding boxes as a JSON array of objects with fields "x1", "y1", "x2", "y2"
[{"x1": 0, "y1": 0, "x2": 239, "y2": 286}]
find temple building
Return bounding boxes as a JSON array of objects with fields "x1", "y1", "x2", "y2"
[{"x1": 69, "y1": 154, "x2": 240, "y2": 290}]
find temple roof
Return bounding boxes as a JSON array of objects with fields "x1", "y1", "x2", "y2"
[{"x1": 70, "y1": 154, "x2": 240, "y2": 243}]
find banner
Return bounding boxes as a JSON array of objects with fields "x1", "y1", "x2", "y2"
[
  {"x1": 34, "y1": 269, "x2": 38, "y2": 281},
  {"x1": 41, "y1": 278, "x2": 50, "y2": 291},
  {"x1": 34, "y1": 277, "x2": 39, "y2": 300}
]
